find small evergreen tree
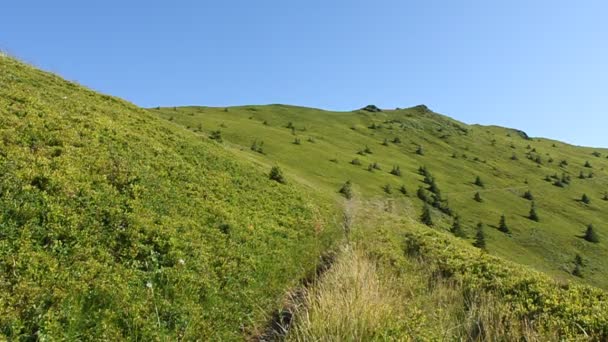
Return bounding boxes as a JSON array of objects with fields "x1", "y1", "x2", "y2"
[
  {"x1": 523, "y1": 190, "x2": 534, "y2": 201},
  {"x1": 450, "y1": 216, "x2": 466, "y2": 238},
  {"x1": 581, "y1": 193, "x2": 591, "y2": 204},
  {"x1": 351, "y1": 158, "x2": 361, "y2": 166},
  {"x1": 473, "y1": 223, "x2": 486, "y2": 249},
  {"x1": 575, "y1": 253, "x2": 584, "y2": 267},
  {"x1": 474, "y1": 192, "x2": 483, "y2": 202},
  {"x1": 584, "y1": 161, "x2": 592, "y2": 168},
  {"x1": 474, "y1": 176, "x2": 484, "y2": 187},
  {"x1": 511, "y1": 153, "x2": 518, "y2": 161},
  {"x1": 399, "y1": 185, "x2": 408, "y2": 195},
  {"x1": 417, "y1": 187, "x2": 428, "y2": 202},
  {"x1": 529, "y1": 202, "x2": 539, "y2": 222},
  {"x1": 392, "y1": 137, "x2": 401, "y2": 144},
  {"x1": 573, "y1": 264, "x2": 583, "y2": 278},
  {"x1": 584, "y1": 224, "x2": 599, "y2": 243},
  {"x1": 383, "y1": 184, "x2": 392, "y2": 194},
  {"x1": 416, "y1": 145, "x2": 424, "y2": 155},
  {"x1": 498, "y1": 215, "x2": 510, "y2": 234},
  {"x1": 269, "y1": 166, "x2": 286, "y2": 184},
  {"x1": 364, "y1": 145, "x2": 372, "y2": 154},
  {"x1": 293, "y1": 137, "x2": 301, "y2": 145},
  {"x1": 286, "y1": 121, "x2": 294, "y2": 129},
  {"x1": 421, "y1": 204, "x2": 433, "y2": 226},
  {"x1": 603, "y1": 192, "x2": 608, "y2": 201},
  {"x1": 382, "y1": 138, "x2": 389, "y2": 146},
  {"x1": 390, "y1": 165, "x2": 402, "y2": 176},
  {"x1": 339, "y1": 181, "x2": 353, "y2": 199}
]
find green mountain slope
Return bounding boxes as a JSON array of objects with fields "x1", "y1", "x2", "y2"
[
  {"x1": 0, "y1": 56, "x2": 337, "y2": 340},
  {"x1": 152, "y1": 104, "x2": 608, "y2": 289}
]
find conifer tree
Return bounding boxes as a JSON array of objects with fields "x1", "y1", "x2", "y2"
[
  {"x1": 523, "y1": 190, "x2": 534, "y2": 201},
  {"x1": 473, "y1": 222, "x2": 486, "y2": 249},
  {"x1": 581, "y1": 193, "x2": 591, "y2": 204},
  {"x1": 421, "y1": 204, "x2": 433, "y2": 226},
  {"x1": 529, "y1": 202, "x2": 539, "y2": 222},
  {"x1": 474, "y1": 192, "x2": 483, "y2": 203},
  {"x1": 399, "y1": 185, "x2": 408, "y2": 195},
  {"x1": 416, "y1": 145, "x2": 424, "y2": 155},
  {"x1": 474, "y1": 176, "x2": 484, "y2": 187},
  {"x1": 498, "y1": 215, "x2": 510, "y2": 234},
  {"x1": 584, "y1": 224, "x2": 599, "y2": 243},
  {"x1": 382, "y1": 138, "x2": 389, "y2": 146},
  {"x1": 450, "y1": 216, "x2": 466, "y2": 238}
]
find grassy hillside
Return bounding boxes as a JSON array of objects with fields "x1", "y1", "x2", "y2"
[
  {"x1": 288, "y1": 198, "x2": 608, "y2": 340},
  {"x1": 152, "y1": 104, "x2": 608, "y2": 289},
  {"x1": 0, "y1": 56, "x2": 339, "y2": 340}
]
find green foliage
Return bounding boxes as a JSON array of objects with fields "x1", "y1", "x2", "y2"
[
  {"x1": 339, "y1": 181, "x2": 353, "y2": 199},
  {"x1": 474, "y1": 192, "x2": 483, "y2": 203},
  {"x1": 529, "y1": 202, "x2": 540, "y2": 222},
  {"x1": 584, "y1": 224, "x2": 600, "y2": 243},
  {"x1": 209, "y1": 129, "x2": 223, "y2": 142},
  {"x1": 0, "y1": 57, "x2": 336, "y2": 340},
  {"x1": 473, "y1": 222, "x2": 486, "y2": 249},
  {"x1": 498, "y1": 215, "x2": 510, "y2": 234},
  {"x1": 474, "y1": 176, "x2": 484, "y2": 187},
  {"x1": 269, "y1": 165, "x2": 287, "y2": 184},
  {"x1": 416, "y1": 145, "x2": 424, "y2": 155},
  {"x1": 523, "y1": 190, "x2": 534, "y2": 201},
  {"x1": 293, "y1": 137, "x2": 302, "y2": 145},
  {"x1": 383, "y1": 184, "x2": 392, "y2": 194},
  {"x1": 390, "y1": 165, "x2": 401, "y2": 176},
  {"x1": 581, "y1": 193, "x2": 591, "y2": 204},
  {"x1": 420, "y1": 204, "x2": 433, "y2": 226},
  {"x1": 350, "y1": 158, "x2": 361, "y2": 165},
  {"x1": 450, "y1": 216, "x2": 466, "y2": 238},
  {"x1": 399, "y1": 185, "x2": 408, "y2": 195}
]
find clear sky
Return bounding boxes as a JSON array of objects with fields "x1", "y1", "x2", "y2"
[{"x1": 2, "y1": 1, "x2": 607, "y2": 147}]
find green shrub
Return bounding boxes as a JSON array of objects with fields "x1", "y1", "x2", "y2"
[
  {"x1": 339, "y1": 181, "x2": 354, "y2": 199},
  {"x1": 269, "y1": 166, "x2": 287, "y2": 184}
]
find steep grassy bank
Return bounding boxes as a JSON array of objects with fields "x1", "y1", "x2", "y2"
[
  {"x1": 153, "y1": 104, "x2": 608, "y2": 289},
  {"x1": 287, "y1": 198, "x2": 608, "y2": 340},
  {"x1": 0, "y1": 56, "x2": 339, "y2": 340}
]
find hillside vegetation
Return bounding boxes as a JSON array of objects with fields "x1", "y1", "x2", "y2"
[
  {"x1": 153, "y1": 104, "x2": 608, "y2": 290},
  {"x1": 0, "y1": 56, "x2": 338, "y2": 340}
]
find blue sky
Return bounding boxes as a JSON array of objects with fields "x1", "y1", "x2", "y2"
[{"x1": 2, "y1": 1, "x2": 607, "y2": 147}]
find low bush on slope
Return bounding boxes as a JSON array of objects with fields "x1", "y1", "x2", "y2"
[{"x1": 0, "y1": 56, "x2": 336, "y2": 340}]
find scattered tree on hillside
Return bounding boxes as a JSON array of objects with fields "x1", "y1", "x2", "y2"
[
  {"x1": 603, "y1": 192, "x2": 608, "y2": 201},
  {"x1": 399, "y1": 185, "x2": 408, "y2": 195},
  {"x1": 269, "y1": 166, "x2": 286, "y2": 184},
  {"x1": 382, "y1": 138, "x2": 389, "y2": 146},
  {"x1": 498, "y1": 215, "x2": 510, "y2": 234},
  {"x1": 417, "y1": 186, "x2": 428, "y2": 202},
  {"x1": 559, "y1": 160, "x2": 568, "y2": 167},
  {"x1": 529, "y1": 202, "x2": 539, "y2": 222},
  {"x1": 421, "y1": 204, "x2": 433, "y2": 226},
  {"x1": 390, "y1": 165, "x2": 402, "y2": 176},
  {"x1": 523, "y1": 190, "x2": 534, "y2": 201},
  {"x1": 581, "y1": 193, "x2": 591, "y2": 204},
  {"x1": 473, "y1": 222, "x2": 486, "y2": 249},
  {"x1": 286, "y1": 121, "x2": 294, "y2": 129},
  {"x1": 372, "y1": 162, "x2": 381, "y2": 170},
  {"x1": 474, "y1": 192, "x2": 483, "y2": 203},
  {"x1": 416, "y1": 145, "x2": 424, "y2": 155},
  {"x1": 584, "y1": 224, "x2": 599, "y2": 243},
  {"x1": 511, "y1": 153, "x2": 518, "y2": 161},
  {"x1": 450, "y1": 216, "x2": 466, "y2": 238},
  {"x1": 209, "y1": 130, "x2": 223, "y2": 142},
  {"x1": 339, "y1": 180, "x2": 353, "y2": 199},
  {"x1": 579, "y1": 171, "x2": 586, "y2": 179},
  {"x1": 364, "y1": 145, "x2": 373, "y2": 154},
  {"x1": 293, "y1": 137, "x2": 301, "y2": 145},
  {"x1": 573, "y1": 263, "x2": 583, "y2": 278},
  {"x1": 383, "y1": 184, "x2": 392, "y2": 194},
  {"x1": 585, "y1": 161, "x2": 592, "y2": 168},
  {"x1": 474, "y1": 176, "x2": 484, "y2": 187},
  {"x1": 250, "y1": 140, "x2": 264, "y2": 154},
  {"x1": 351, "y1": 158, "x2": 361, "y2": 166},
  {"x1": 392, "y1": 137, "x2": 401, "y2": 144}
]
